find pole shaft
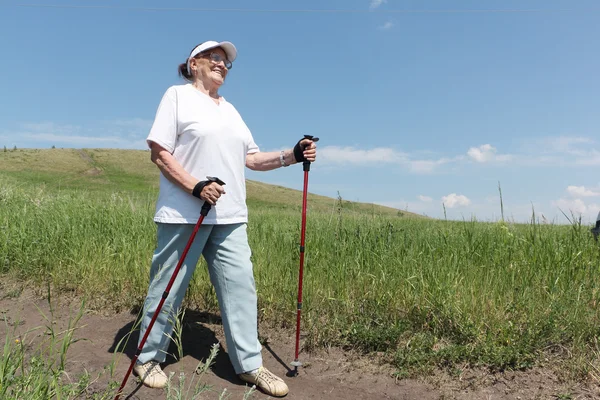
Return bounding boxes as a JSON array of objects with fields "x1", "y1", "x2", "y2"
[
  {"x1": 114, "y1": 212, "x2": 207, "y2": 400},
  {"x1": 294, "y1": 169, "x2": 309, "y2": 362}
]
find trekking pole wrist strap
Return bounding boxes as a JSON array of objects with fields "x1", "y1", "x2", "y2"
[
  {"x1": 192, "y1": 176, "x2": 226, "y2": 199},
  {"x1": 192, "y1": 180, "x2": 210, "y2": 199}
]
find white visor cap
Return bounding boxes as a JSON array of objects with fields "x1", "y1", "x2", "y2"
[{"x1": 186, "y1": 41, "x2": 237, "y2": 75}]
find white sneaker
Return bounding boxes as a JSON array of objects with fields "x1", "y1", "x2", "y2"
[
  {"x1": 133, "y1": 360, "x2": 168, "y2": 389},
  {"x1": 239, "y1": 366, "x2": 289, "y2": 397}
]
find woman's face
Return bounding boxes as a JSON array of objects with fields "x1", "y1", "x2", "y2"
[{"x1": 191, "y1": 47, "x2": 230, "y2": 85}]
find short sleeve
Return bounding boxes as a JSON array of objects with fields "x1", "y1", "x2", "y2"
[
  {"x1": 247, "y1": 131, "x2": 259, "y2": 154},
  {"x1": 146, "y1": 86, "x2": 178, "y2": 153}
]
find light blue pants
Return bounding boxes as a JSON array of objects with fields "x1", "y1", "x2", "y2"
[{"x1": 137, "y1": 222, "x2": 262, "y2": 374}]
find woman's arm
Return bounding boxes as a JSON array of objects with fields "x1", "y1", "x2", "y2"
[
  {"x1": 150, "y1": 141, "x2": 225, "y2": 205},
  {"x1": 246, "y1": 139, "x2": 317, "y2": 171},
  {"x1": 245, "y1": 149, "x2": 295, "y2": 171}
]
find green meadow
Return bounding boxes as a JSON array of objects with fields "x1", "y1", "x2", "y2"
[{"x1": 1, "y1": 148, "x2": 600, "y2": 398}]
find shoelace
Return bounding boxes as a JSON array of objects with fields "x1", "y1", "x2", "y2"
[
  {"x1": 256, "y1": 367, "x2": 278, "y2": 385},
  {"x1": 144, "y1": 361, "x2": 163, "y2": 378}
]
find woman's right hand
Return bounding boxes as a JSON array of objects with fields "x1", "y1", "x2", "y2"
[{"x1": 200, "y1": 182, "x2": 226, "y2": 205}]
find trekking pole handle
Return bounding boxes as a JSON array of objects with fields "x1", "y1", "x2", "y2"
[
  {"x1": 301, "y1": 135, "x2": 319, "y2": 172},
  {"x1": 200, "y1": 176, "x2": 226, "y2": 216}
]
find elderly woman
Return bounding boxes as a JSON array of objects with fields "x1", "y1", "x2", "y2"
[{"x1": 133, "y1": 40, "x2": 317, "y2": 397}]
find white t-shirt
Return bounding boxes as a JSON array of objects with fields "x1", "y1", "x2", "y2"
[{"x1": 146, "y1": 84, "x2": 259, "y2": 225}]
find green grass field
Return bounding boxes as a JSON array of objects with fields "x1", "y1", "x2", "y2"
[{"x1": 1, "y1": 148, "x2": 600, "y2": 398}]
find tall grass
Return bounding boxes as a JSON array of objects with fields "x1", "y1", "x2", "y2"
[{"x1": 2, "y1": 181, "x2": 600, "y2": 378}]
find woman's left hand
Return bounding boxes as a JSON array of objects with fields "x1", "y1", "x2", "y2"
[{"x1": 298, "y1": 138, "x2": 317, "y2": 162}]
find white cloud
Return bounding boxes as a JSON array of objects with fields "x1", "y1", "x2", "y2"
[
  {"x1": 375, "y1": 194, "x2": 600, "y2": 224},
  {"x1": 525, "y1": 136, "x2": 600, "y2": 166},
  {"x1": 1, "y1": 119, "x2": 150, "y2": 149},
  {"x1": 551, "y1": 196, "x2": 600, "y2": 222},
  {"x1": 553, "y1": 198, "x2": 589, "y2": 215},
  {"x1": 467, "y1": 144, "x2": 512, "y2": 163},
  {"x1": 21, "y1": 121, "x2": 81, "y2": 134},
  {"x1": 378, "y1": 197, "x2": 551, "y2": 223},
  {"x1": 370, "y1": 0, "x2": 387, "y2": 9},
  {"x1": 574, "y1": 149, "x2": 600, "y2": 166},
  {"x1": 545, "y1": 136, "x2": 594, "y2": 152},
  {"x1": 375, "y1": 192, "x2": 598, "y2": 225},
  {"x1": 300, "y1": 137, "x2": 598, "y2": 173},
  {"x1": 567, "y1": 185, "x2": 600, "y2": 197},
  {"x1": 319, "y1": 146, "x2": 460, "y2": 174},
  {"x1": 418, "y1": 195, "x2": 433, "y2": 202},
  {"x1": 20, "y1": 132, "x2": 128, "y2": 145},
  {"x1": 110, "y1": 118, "x2": 153, "y2": 130},
  {"x1": 467, "y1": 144, "x2": 494, "y2": 162},
  {"x1": 378, "y1": 21, "x2": 394, "y2": 30},
  {"x1": 456, "y1": 136, "x2": 600, "y2": 167},
  {"x1": 319, "y1": 146, "x2": 407, "y2": 164},
  {"x1": 409, "y1": 158, "x2": 454, "y2": 174},
  {"x1": 442, "y1": 193, "x2": 471, "y2": 208}
]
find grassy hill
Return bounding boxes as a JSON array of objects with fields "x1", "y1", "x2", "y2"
[
  {"x1": 2, "y1": 147, "x2": 600, "y2": 385},
  {"x1": 0, "y1": 148, "x2": 423, "y2": 218}
]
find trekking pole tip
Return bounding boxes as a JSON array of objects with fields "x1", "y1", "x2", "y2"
[{"x1": 288, "y1": 362, "x2": 302, "y2": 377}]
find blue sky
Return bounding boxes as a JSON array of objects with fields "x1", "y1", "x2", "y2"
[{"x1": 1, "y1": 0, "x2": 599, "y2": 224}]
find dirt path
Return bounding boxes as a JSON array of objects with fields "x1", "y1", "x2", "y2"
[
  {"x1": 76, "y1": 149, "x2": 103, "y2": 175},
  {"x1": 1, "y1": 291, "x2": 598, "y2": 400}
]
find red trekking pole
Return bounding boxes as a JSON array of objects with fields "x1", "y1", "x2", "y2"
[
  {"x1": 291, "y1": 135, "x2": 318, "y2": 376},
  {"x1": 114, "y1": 177, "x2": 225, "y2": 400}
]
